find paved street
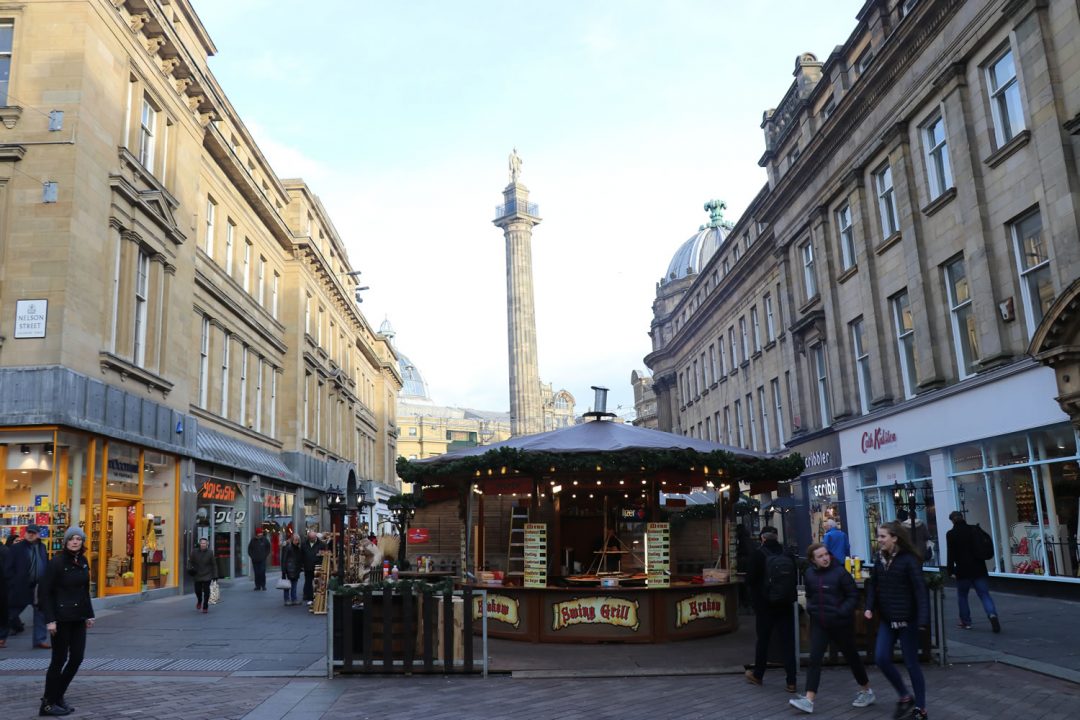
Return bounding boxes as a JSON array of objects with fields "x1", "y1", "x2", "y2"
[{"x1": 2, "y1": 579, "x2": 1079, "y2": 718}]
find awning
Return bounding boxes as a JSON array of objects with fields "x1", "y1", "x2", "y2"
[{"x1": 196, "y1": 428, "x2": 297, "y2": 482}]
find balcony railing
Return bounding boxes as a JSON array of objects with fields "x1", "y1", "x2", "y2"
[{"x1": 494, "y1": 200, "x2": 539, "y2": 220}]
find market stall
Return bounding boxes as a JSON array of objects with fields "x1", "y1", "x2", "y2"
[{"x1": 398, "y1": 410, "x2": 803, "y2": 643}]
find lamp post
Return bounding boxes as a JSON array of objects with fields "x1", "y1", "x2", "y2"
[
  {"x1": 326, "y1": 484, "x2": 346, "y2": 583},
  {"x1": 387, "y1": 494, "x2": 419, "y2": 570},
  {"x1": 893, "y1": 479, "x2": 934, "y2": 548}
]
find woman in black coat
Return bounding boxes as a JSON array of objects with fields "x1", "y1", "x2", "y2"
[
  {"x1": 39, "y1": 526, "x2": 95, "y2": 717},
  {"x1": 280, "y1": 533, "x2": 303, "y2": 606},
  {"x1": 788, "y1": 543, "x2": 875, "y2": 714},
  {"x1": 187, "y1": 537, "x2": 216, "y2": 613},
  {"x1": 864, "y1": 521, "x2": 930, "y2": 720}
]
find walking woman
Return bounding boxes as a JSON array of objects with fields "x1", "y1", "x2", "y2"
[
  {"x1": 864, "y1": 521, "x2": 930, "y2": 720},
  {"x1": 789, "y1": 543, "x2": 875, "y2": 714},
  {"x1": 39, "y1": 527, "x2": 94, "y2": 717},
  {"x1": 187, "y1": 537, "x2": 216, "y2": 614},
  {"x1": 280, "y1": 533, "x2": 302, "y2": 606}
]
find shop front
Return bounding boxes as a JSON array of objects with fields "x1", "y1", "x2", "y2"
[
  {"x1": 780, "y1": 431, "x2": 844, "y2": 555},
  {"x1": 194, "y1": 465, "x2": 251, "y2": 580},
  {"x1": 839, "y1": 363, "x2": 1078, "y2": 583},
  {"x1": 254, "y1": 481, "x2": 297, "y2": 569},
  {"x1": 0, "y1": 428, "x2": 180, "y2": 598}
]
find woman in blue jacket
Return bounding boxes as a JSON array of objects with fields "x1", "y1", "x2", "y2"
[
  {"x1": 789, "y1": 543, "x2": 875, "y2": 714},
  {"x1": 865, "y1": 521, "x2": 930, "y2": 720}
]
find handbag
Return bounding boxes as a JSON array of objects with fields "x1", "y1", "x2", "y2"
[
  {"x1": 275, "y1": 577, "x2": 291, "y2": 590},
  {"x1": 208, "y1": 579, "x2": 222, "y2": 605}
]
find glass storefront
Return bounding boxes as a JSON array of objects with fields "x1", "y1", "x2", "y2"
[
  {"x1": 858, "y1": 454, "x2": 939, "y2": 566},
  {"x1": 255, "y1": 483, "x2": 296, "y2": 568},
  {"x1": 194, "y1": 470, "x2": 248, "y2": 580},
  {"x1": 950, "y1": 424, "x2": 1079, "y2": 578}
]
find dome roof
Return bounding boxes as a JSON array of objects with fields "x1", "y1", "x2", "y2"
[
  {"x1": 398, "y1": 352, "x2": 431, "y2": 401},
  {"x1": 664, "y1": 199, "x2": 731, "y2": 282}
]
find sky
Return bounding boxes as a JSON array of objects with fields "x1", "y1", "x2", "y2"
[{"x1": 195, "y1": 1, "x2": 861, "y2": 419}]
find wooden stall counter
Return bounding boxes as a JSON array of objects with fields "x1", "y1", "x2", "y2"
[{"x1": 465, "y1": 581, "x2": 739, "y2": 643}]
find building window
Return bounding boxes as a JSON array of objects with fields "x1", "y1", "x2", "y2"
[
  {"x1": 722, "y1": 258, "x2": 730, "y2": 276},
  {"x1": 856, "y1": 48, "x2": 874, "y2": 76},
  {"x1": 812, "y1": 343, "x2": 831, "y2": 426},
  {"x1": 718, "y1": 335, "x2": 727, "y2": 376},
  {"x1": 850, "y1": 319, "x2": 872, "y2": 415},
  {"x1": 837, "y1": 203, "x2": 856, "y2": 271},
  {"x1": 751, "y1": 307, "x2": 761, "y2": 352},
  {"x1": 242, "y1": 239, "x2": 252, "y2": 293},
  {"x1": 133, "y1": 251, "x2": 149, "y2": 367},
  {"x1": 724, "y1": 407, "x2": 733, "y2": 445},
  {"x1": 771, "y1": 377, "x2": 785, "y2": 444},
  {"x1": 198, "y1": 317, "x2": 210, "y2": 408},
  {"x1": 224, "y1": 220, "x2": 235, "y2": 275},
  {"x1": 764, "y1": 295, "x2": 776, "y2": 342},
  {"x1": 138, "y1": 97, "x2": 157, "y2": 170},
  {"x1": 945, "y1": 257, "x2": 979, "y2": 378},
  {"x1": 238, "y1": 346, "x2": 248, "y2": 425},
  {"x1": 304, "y1": 293, "x2": 312, "y2": 336},
  {"x1": 1011, "y1": 210, "x2": 1053, "y2": 339},
  {"x1": 220, "y1": 332, "x2": 231, "y2": 417},
  {"x1": 701, "y1": 351, "x2": 711, "y2": 387},
  {"x1": 729, "y1": 327, "x2": 739, "y2": 366},
  {"x1": 923, "y1": 114, "x2": 953, "y2": 199},
  {"x1": 708, "y1": 344, "x2": 717, "y2": 385},
  {"x1": 821, "y1": 96, "x2": 836, "y2": 120},
  {"x1": 746, "y1": 393, "x2": 757, "y2": 451},
  {"x1": 758, "y1": 387, "x2": 771, "y2": 452},
  {"x1": 801, "y1": 241, "x2": 818, "y2": 300},
  {"x1": 272, "y1": 272, "x2": 280, "y2": 319},
  {"x1": 204, "y1": 198, "x2": 216, "y2": 257},
  {"x1": 891, "y1": 292, "x2": 918, "y2": 400},
  {"x1": 734, "y1": 400, "x2": 745, "y2": 448},
  {"x1": 315, "y1": 381, "x2": 323, "y2": 444},
  {"x1": 704, "y1": 416, "x2": 712, "y2": 442},
  {"x1": 733, "y1": 244, "x2": 741, "y2": 263},
  {"x1": 317, "y1": 307, "x2": 324, "y2": 346},
  {"x1": 691, "y1": 360, "x2": 699, "y2": 397},
  {"x1": 744, "y1": 233, "x2": 752, "y2": 250},
  {"x1": 254, "y1": 358, "x2": 263, "y2": 433},
  {"x1": 739, "y1": 317, "x2": 749, "y2": 362},
  {"x1": 875, "y1": 163, "x2": 900, "y2": 237},
  {"x1": 302, "y1": 371, "x2": 310, "y2": 438},
  {"x1": 0, "y1": 21, "x2": 13, "y2": 105},
  {"x1": 987, "y1": 46, "x2": 1024, "y2": 147}
]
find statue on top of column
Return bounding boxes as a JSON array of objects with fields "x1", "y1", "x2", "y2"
[{"x1": 509, "y1": 147, "x2": 523, "y2": 183}]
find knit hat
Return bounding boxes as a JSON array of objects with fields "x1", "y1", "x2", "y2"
[{"x1": 63, "y1": 526, "x2": 86, "y2": 543}]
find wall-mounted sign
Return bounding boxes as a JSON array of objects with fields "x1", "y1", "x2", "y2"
[
  {"x1": 811, "y1": 476, "x2": 839, "y2": 500},
  {"x1": 645, "y1": 522, "x2": 670, "y2": 588},
  {"x1": 675, "y1": 593, "x2": 727, "y2": 628},
  {"x1": 213, "y1": 508, "x2": 246, "y2": 525},
  {"x1": 551, "y1": 596, "x2": 640, "y2": 632},
  {"x1": 804, "y1": 451, "x2": 832, "y2": 469},
  {"x1": 14, "y1": 299, "x2": 47, "y2": 339},
  {"x1": 861, "y1": 427, "x2": 898, "y2": 453},
  {"x1": 199, "y1": 480, "x2": 239, "y2": 502},
  {"x1": 407, "y1": 527, "x2": 430, "y2": 543},
  {"x1": 472, "y1": 594, "x2": 520, "y2": 628},
  {"x1": 524, "y1": 523, "x2": 547, "y2": 588}
]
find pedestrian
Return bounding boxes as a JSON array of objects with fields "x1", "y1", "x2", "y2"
[
  {"x1": 822, "y1": 518, "x2": 850, "y2": 563},
  {"x1": 864, "y1": 521, "x2": 929, "y2": 720},
  {"x1": 4, "y1": 524, "x2": 51, "y2": 649},
  {"x1": 744, "y1": 525, "x2": 798, "y2": 693},
  {"x1": 280, "y1": 533, "x2": 302, "y2": 606},
  {"x1": 0, "y1": 534, "x2": 9, "y2": 649},
  {"x1": 39, "y1": 527, "x2": 95, "y2": 717},
  {"x1": 300, "y1": 529, "x2": 325, "y2": 606},
  {"x1": 187, "y1": 537, "x2": 216, "y2": 614},
  {"x1": 946, "y1": 511, "x2": 1000, "y2": 632},
  {"x1": 789, "y1": 542, "x2": 876, "y2": 714},
  {"x1": 247, "y1": 528, "x2": 271, "y2": 591}
]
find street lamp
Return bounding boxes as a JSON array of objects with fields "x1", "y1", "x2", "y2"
[
  {"x1": 893, "y1": 478, "x2": 934, "y2": 545},
  {"x1": 387, "y1": 493, "x2": 420, "y2": 570},
  {"x1": 326, "y1": 484, "x2": 346, "y2": 583}
]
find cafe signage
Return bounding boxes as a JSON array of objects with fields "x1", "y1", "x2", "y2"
[
  {"x1": 472, "y1": 594, "x2": 521, "y2": 628},
  {"x1": 675, "y1": 593, "x2": 727, "y2": 628},
  {"x1": 861, "y1": 427, "x2": 898, "y2": 453},
  {"x1": 551, "y1": 596, "x2": 640, "y2": 632}
]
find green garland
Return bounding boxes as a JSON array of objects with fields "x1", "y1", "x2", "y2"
[
  {"x1": 329, "y1": 576, "x2": 455, "y2": 596},
  {"x1": 397, "y1": 447, "x2": 804, "y2": 486}
]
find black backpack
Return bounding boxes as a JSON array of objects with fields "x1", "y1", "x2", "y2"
[
  {"x1": 971, "y1": 524, "x2": 995, "y2": 561},
  {"x1": 763, "y1": 548, "x2": 797, "y2": 604}
]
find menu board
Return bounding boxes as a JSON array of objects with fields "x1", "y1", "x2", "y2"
[
  {"x1": 524, "y1": 523, "x2": 547, "y2": 588},
  {"x1": 645, "y1": 522, "x2": 670, "y2": 587}
]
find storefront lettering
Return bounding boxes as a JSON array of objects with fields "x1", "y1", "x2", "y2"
[
  {"x1": 675, "y1": 593, "x2": 726, "y2": 627},
  {"x1": 199, "y1": 481, "x2": 238, "y2": 502},
  {"x1": 551, "y1": 596, "x2": 640, "y2": 632},
  {"x1": 107, "y1": 459, "x2": 139, "y2": 480},
  {"x1": 472, "y1": 594, "x2": 520, "y2": 628},
  {"x1": 861, "y1": 427, "x2": 897, "y2": 454},
  {"x1": 213, "y1": 509, "x2": 246, "y2": 525},
  {"x1": 263, "y1": 494, "x2": 283, "y2": 510},
  {"x1": 812, "y1": 477, "x2": 838, "y2": 499},
  {"x1": 804, "y1": 451, "x2": 832, "y2": 469}
]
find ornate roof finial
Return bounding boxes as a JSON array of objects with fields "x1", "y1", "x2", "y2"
[{"x1": 704, "y1": 199, "x2": 727, "y2": 228}]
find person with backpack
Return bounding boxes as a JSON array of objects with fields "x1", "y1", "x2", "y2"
[
  {"x1": 946, "y1": 511, "x2": 1000, "y2": 633},
  {"x1": 744, "y1": 526, "x2": 798, "y2": 693},
  {"x1": 788, "y1": 542, "x2": 876, "y2": 714},
  {"x1": 864, "y1": 521, "x2": 930, "y2": 720}
]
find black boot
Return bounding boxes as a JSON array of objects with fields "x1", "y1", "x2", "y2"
[
  {"x1": 56, "y1": 697, "x2": 74, "y2": 713},
  {"x1": 39, "y1": 698, "x2": 72, "y2": 716}
]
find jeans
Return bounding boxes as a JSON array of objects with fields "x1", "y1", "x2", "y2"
[
  {"x1": 282, "y1": 578, "x2": 298, "y2": 604},
  {"x1": 194, "y1": 581, "x2": 211, "y2": 608},
  {"x1": 752, "y1": 604, "x2": 797, "y2": 686},
  {"x1": 874, "y1": 622, "x2": 925, "y2": 709},
  {"x1": 805, "y1": 622, "x2": 869, "y2": 694},
  {"x1": 956, "y1": 577, "x2": 997, "y2": 624},
  {"x1": 44, "y1": 620, "x2": 87, "y2": 703},
  {"x1": 252, "y1": 560, "x2": 267, "y2": 590},
  {"x1": 7, "y1": 602, "x2": 48, "y2": 645}
]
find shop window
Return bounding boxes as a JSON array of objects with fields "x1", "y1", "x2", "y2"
[
  {"x1": 141, "y1": 452, "x2": 176, "y2": 590},
  {"x1": 0, "y1": 432, "x2": 61, "y2": 545},
  {"x1": 985, "y1": 431, "x2": 1031, "y2": 468}
]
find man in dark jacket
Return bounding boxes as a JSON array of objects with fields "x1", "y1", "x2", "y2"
[
  {"x1": 946, "y1": 511, "x2": 1000, "y2": 632},
  {"x1": 4, "y1": 525, "x2": 51, "y2": 648},
  {"x1": 744, "y1": 526, "x2": 798, "y2": 692},
  {"x1": 247, "y1": 529, "x2": 271, "y2": 591},
  {"x1": 300, "y1": 530, "x2": 325, "y2": 605}
]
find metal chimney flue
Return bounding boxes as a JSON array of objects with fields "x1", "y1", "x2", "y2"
[{"x1": 591, "y1": 386, "x2": 609, "y2": 414}]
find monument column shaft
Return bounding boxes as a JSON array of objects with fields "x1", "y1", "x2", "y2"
[{"x1": 504, "y1": 223, "x2": 543, "y2": 435}]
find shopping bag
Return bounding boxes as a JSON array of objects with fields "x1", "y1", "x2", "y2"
[
  {"x1": 275, "y1": 577, "x2": 291, "y2": 590},
  {"x1": 208, "y1": 579, "x2": 222, "y2": 605}
]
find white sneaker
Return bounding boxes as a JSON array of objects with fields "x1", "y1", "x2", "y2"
[
  {"x1": 852, "y1": 689, "x2": 876, "y2": 708},
  {"x1": 306, "y1": 600, "x2": 313, "y2": 606},
  {"x1": 789, "y1": 696, "x2": 814, "y2": 714}
]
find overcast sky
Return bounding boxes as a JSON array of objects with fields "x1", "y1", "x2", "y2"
[{"x1": 196, "y1": 1, "x2": 860, "y2": 418}]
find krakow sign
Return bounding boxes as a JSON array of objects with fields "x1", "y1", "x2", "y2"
[
  {"x1": 674, "y1": 593, "x2": 727, "y2": 628},
  {"x1": 473, "y1": 594, "x2": 521, "y2": 628}
]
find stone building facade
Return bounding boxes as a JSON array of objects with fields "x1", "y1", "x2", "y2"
[
  {"x1": 0, "y1": 0, "x2": 400, "y2": 601},
  {"x1": 647, "y1": 0, "x2": 1080, "y2": 585}
]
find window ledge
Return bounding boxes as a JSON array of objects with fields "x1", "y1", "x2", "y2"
[
  {"x1": 763, "y1": 340, "x2": 777, "y2": 351},
  {"x1": 875, "y1": 231, "x2": 902, "y2": 255},
  {"x1": 837, "y1": 265, "x2": 858, "y2": 284},
  {"x1": 740, "y1": 360, "x2": 750, "y2": 370},
  {"x1": 0, "y1": 144, "x2": 26, "y2": 162},
  {"x1": 921, "y1": 187, "x2": 957, "y2": 217},
  {"x1": 710, "y1": 382, "x2": 719, "y2": 390},
  {"x1": 718, "y1": 375, "x2": 727, "y2": 384},
  {"x1": 0, "y1": 106, "x2": 23, "y2": 129},
  {"x1": 189, "y1": 406, "x2": 283, "y2": 447},
  {"x1": 729, "y1": 368, "x2": 739, "y2": 378},
  {"x1": 751, "y1": 350, "x2": 762, "y2": 361},
  {"x1": 797, "y1": 295, "x2": 821, "y2": 315},
  {"x1": 99, "y1": 352, "x2": 174, "y2": 396},
  {"x1": 984, "y1": 129, "x2": 1030, "y2": 168},
  {"x1": 701, "y1": 388, "x2": 710, "y2": 397}
]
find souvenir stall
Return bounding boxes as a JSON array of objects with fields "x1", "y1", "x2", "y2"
[{"x1": 398, "y1": 412, "x2": 803, "y2": 643}]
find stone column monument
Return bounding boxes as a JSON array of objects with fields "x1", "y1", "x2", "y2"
[{"x1": 493, "y1": 149, "x2": 543, "y2": 436}]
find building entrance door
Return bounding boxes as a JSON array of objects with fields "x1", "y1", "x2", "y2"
[
  {"x1": 102, "y1": 498, "x2": 142, "y2": 595},
  {"x1": 211, "y1": 503, "x2": 245, "y2": 579}
]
